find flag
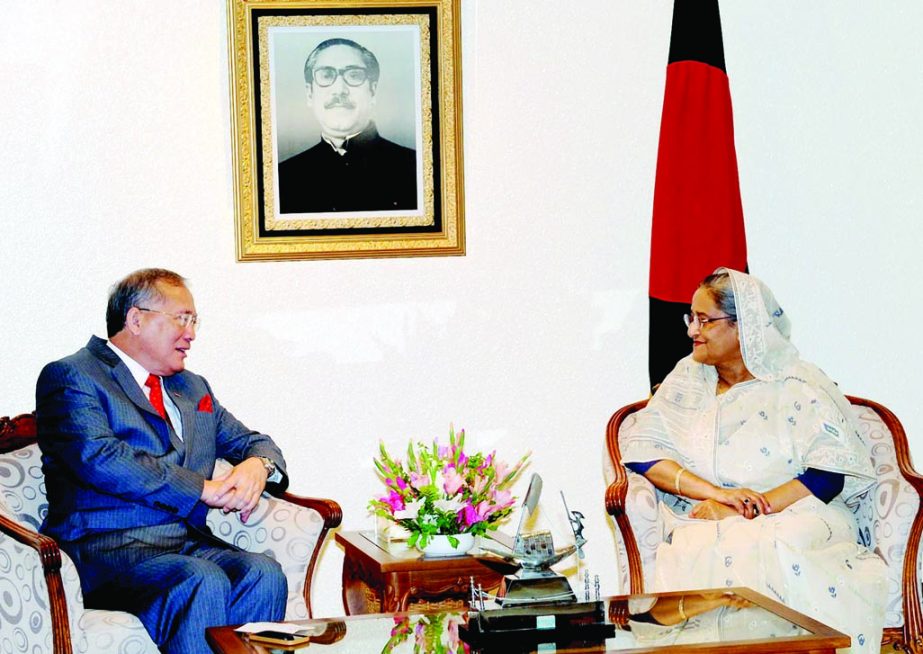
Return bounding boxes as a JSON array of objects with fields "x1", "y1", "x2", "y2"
[{"x1": 648, "y1": 0, "x2": 748, "y2": 389}]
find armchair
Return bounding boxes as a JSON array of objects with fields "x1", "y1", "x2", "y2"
[
  {"x1": 0, "y1": 412, "x2": 342, "y2": 654},
  {"x1": 603, "y1": 396, "x2": 923, "y2": 652}
]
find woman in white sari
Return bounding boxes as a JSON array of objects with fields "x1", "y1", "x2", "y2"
[{"x1": 621, "y1": 268, "x2": 886, "y2": 653}]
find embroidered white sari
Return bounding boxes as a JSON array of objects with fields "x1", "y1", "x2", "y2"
[{"x1": 622, "y1": 268, "x2": 887, "y2": 653}]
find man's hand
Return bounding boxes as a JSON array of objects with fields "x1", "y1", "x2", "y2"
[{"x1": 200, "y1": 457, "x2": 269, "y2": 523}]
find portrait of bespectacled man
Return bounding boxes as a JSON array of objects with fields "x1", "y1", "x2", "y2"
[{"x1": 272, "y1": 28, "x2": 422, "y2": 217}]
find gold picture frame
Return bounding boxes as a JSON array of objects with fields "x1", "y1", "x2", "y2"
[{"x1": 227, "y1": 0, "x2": 464, "y2": 261}]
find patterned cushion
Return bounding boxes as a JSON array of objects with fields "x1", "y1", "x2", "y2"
[
  {"x1": 607, "y1": 403, "x2": 915, "y2": 630},
  {"x1": 849, "y1": 404, "x2": 917, "y2": 629},
  {"x1": 77, "y1": 610, "x2": 159, "y2": 654},
  {"x1": 60, "y1": 549, "x2": 89, "y2": 651},
  {"x1": 0, "y1": 527, "x2": 55, "y2": 653},
  {"x1": 207, "y1": 459, "x2": 326, "y2": 620},
  {"x1": 0, "y1": 443, "x2": 46, "y2": 531}
]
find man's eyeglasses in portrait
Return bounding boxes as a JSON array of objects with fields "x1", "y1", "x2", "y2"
[{"x1": 312, "y1": 66, "x2": 369, "y2": 88}]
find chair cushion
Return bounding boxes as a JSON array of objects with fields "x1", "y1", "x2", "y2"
[
  {"x1": 0, "y1": 443, "x2": 47, "y2": 531},
  {"x1": 206, "y1": 459, "x2": 327, "y2": 620},
  {"x1": 77, "y1": 609, "x2": 159, "y2": 653},
  {"x1": 0, "y1": 526, "x2": 55, "y2": 653},
  {"x1": 850, "y1": 404, "x2": 918, "y2": 629}
]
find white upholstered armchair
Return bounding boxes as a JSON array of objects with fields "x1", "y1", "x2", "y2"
[
  {"x1": 603, "y1": 395, "x2": 923, "y2": 653},
  {"x1": 0, "y1": 412, "x2": 342, "y2": 654}
]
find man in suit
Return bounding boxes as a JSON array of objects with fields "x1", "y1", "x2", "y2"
[
  {"x1": 36, "y1": 268, "x2": 288, "y2": 654},
  {"x1": 277, "y1": 37, "x2": 418, "y2": 213}
]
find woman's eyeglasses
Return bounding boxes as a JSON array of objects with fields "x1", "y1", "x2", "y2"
[{"x1": 683, "y1": 314, "x2": 734, "y2": 329}]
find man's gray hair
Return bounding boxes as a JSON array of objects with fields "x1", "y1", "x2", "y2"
[
  {"x1": 106, "y1": 268, "x2": 187, "y2": 337},
  {"x1": 303, "y1": 38, "x2": 380, "y2": 87}
]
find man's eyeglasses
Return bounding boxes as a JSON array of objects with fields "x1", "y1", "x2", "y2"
[
  {"x1": 136, "y1": 307, "x2": 200, "y2": 329},
  {"x1": 312, "y1": 66, "x2": 369, "y2": 88},
  {"x1": 683, "y1": 314, "x2": 734, "y2": 329}
]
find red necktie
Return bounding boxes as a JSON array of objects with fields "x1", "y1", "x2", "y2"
[{"x1": 145, "y1": 374, "x2": 170, "y2": 424}]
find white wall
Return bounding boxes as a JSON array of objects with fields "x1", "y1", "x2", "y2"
[{"x1": 1, "y1": 1, "x2": 921, "y2": 618}]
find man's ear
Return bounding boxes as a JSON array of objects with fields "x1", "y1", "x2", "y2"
[
  {"x1": 305, "y1": 83, "x2": 314, "y2": 108},
  {"x1": 125, "y1": 307, "x2": 144, "y2": 335},
  {"x1": 369, "y1": 81, "x2": 378, "y2": 96}
]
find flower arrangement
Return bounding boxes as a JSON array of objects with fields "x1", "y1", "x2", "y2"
[
  {"x1": 381, "y1": 613, "x2": 467, "y2": 654},
  {"x1": 369, "y1": 426, "x2": 529, "y2": 550}
]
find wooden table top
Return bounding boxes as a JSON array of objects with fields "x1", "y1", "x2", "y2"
[{"x1": 335, "y1": 529, "x2": 515, "y2": 573}]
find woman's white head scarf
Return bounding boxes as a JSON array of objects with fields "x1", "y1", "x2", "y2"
[
  {"x1": 622, "y1": 267, "x2": 875, "y2": 505},
  {"x1": 717, "y1": 267, "x2": 860, "y2": 425},
  {"x1": 717, "y1": 267, "x2": 798, "y2": 382}
]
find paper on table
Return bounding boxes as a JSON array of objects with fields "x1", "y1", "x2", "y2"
[{"x1": 235, "y1": 622, "x2": 325, "y2": 636}]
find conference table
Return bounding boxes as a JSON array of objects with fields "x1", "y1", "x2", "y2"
[{"x1": 206, "y1": 586, "x2": 850, "y2": 653}]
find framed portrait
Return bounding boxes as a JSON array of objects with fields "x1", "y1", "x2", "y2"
[{"x1": 227, "y1": 0, "x2": 464, "y2": 261}]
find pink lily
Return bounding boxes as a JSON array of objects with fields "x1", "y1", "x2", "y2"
[
  {"x1": 492, "y1": 489, "x2": 514, "y2": 510},
  {"x1": 443, "y1": 466, "x2": 464, "y2": 496},
  {"x1": 471, "y1": 474, "x2": 489, "y2": 495},
  {"x1": 458, "y1": 504, "x2": 480, "y2": 527},
  {"x1": 381, "y1": 490, "x2": 404, "y2": 513},
  {"x1": 475, "y1": 500, "x2": 494, "y2": 520}
]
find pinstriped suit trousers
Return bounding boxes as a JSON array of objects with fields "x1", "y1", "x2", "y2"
[{"x1": 76, "y1": 525, "x2": 287, "y2": 654}]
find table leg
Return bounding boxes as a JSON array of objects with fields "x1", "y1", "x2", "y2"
[
  {"x1": 342, "y1": 552, "x2": 376, "y2": 615},
  {"x1": 382, "y1": 576, "x2": 412, "y2": 613}
]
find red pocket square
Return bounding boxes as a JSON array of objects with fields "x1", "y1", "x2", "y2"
[{"x1": 197, "y1": 395, "x2": 214, "y2": 413}]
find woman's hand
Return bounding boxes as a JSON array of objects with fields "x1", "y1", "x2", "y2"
[
  {"x1": 712, "y1": 487, "x2": 770, "y2": 519},
  {"x1": 690, "y1": 499, "x2": 740, "y2": 520}
]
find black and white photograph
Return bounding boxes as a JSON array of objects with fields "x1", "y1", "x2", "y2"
[
  {"x1": 271, "y1": 28, "x2": 423, "y2": 217},
  {"x1": 227, "y1": 0, "x2": 465, "y2": 261}
]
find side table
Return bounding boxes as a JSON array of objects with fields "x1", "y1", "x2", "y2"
[{"x1": 335, "y1": 530, "x2": 507, "y2": 615}]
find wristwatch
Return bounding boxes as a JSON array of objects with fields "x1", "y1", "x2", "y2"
[{"x1": 257, "y1": 456, "x2": 276, "y2": 478}]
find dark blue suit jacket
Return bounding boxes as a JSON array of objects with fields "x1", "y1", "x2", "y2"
[{"x1": 36, "y1": 336, "x2": 288, "y2": 550}]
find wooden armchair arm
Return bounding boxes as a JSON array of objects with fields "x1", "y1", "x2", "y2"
[
  {"x1": 604, "y1": 399, "x2": 649, "y2": 595},
  {"x1": 0, "y1": 512, "x2": 72, "y2": 654}
]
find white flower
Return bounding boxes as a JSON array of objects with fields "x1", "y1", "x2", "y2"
[
  {"x1": 434, "y1": 497, "x2": 465, "y2": 513},
  {"x1": 394, "y1": 499, "x2": 424, "y2": 520}
]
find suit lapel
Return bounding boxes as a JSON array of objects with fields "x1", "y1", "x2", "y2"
[
  {"x1": 86, "y1": 336, "x2": 179, "y2": 454},
  {"x1": 87, "y1": 336, "x2": 161, "y2": 419},
  {"x1": 164, "y1": 376, "x2": 192, "y2": 463}
]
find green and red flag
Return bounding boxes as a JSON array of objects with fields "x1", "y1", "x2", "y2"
[{"x1": 648, "y1": 0, "x2": 748, "y2": 389}]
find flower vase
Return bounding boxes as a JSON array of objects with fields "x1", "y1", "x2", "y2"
[{"x1": 419, "y1": 533, "x2": 475, "y2": 558}]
